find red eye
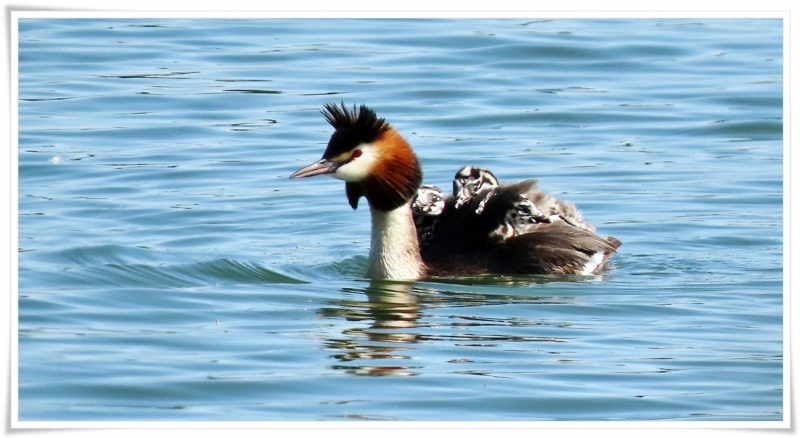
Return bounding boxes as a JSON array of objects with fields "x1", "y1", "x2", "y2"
[{"x1": 352, "y1": 150, "x2": 362, "y2": 158}]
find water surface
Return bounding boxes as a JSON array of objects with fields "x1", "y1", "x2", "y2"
[{"x1": 17, "y1": 17, "x2": 783, "y2": 422}]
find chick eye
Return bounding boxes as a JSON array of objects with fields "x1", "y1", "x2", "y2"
[{"x1": 351, "y1": 150, "x2": 362, "y2": 159}]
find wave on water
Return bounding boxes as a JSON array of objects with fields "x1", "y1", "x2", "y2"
[
  {"x1": 280, "y1": 255, "x2": 368, "y2": 282},
  {"x1": 26, "y1": 258, "x2": 310, "y2": 289}
]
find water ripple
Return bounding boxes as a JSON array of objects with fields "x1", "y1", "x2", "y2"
[{"x1": 17, "y1": 17, "x2": 783, "y2": 422}]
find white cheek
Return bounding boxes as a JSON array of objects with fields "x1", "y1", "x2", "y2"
[{"x1": 332, "y1": 144, "x2": 378, "y2": 182}]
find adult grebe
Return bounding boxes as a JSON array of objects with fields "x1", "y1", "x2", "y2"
[{"x1": 290, "y1": 103, "x2": 620, "y2": 279}]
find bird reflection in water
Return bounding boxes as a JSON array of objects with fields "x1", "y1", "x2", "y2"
[
  {"x1": 319, "y1": 280, "x2": 422, "y2": 377},
  {"x1": 318, "y1": 275, "x2": 598, "y2": 377}
]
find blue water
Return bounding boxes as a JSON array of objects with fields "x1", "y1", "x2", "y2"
[{"x1": 16, "y1": 17, "x2": 783, "y2": 422}]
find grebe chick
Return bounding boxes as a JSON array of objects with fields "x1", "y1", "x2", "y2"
[
  {"x1": 290, "y1": 103, "x2": 620, "y2": 279},
  {"x1": 454, "y1": 166, "x2": 594, "y2": 233},
  {"x1": 413, "y1": 185, "x2": 446, "y2": 217},
  {"x1": 454, "y1": 166, "x2": 499, "y2": 208},
  {"x1": 412, "y1": 185, "x2": 447, "y2": 249}
]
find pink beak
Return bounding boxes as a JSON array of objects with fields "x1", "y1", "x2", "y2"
[{"x1": 289, "y1": 159, "x2": 340, "y2": 179}]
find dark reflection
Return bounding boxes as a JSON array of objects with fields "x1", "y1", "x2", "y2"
[
  {"x1": 319, "y1": 276, "x2": 587, "y2": 377},
  {"x1": 424, "y1": 273, "x2": 607, "y2": 287},
  {"x1": 320, "y1": 280, "x2": 422, "y2": 377}
]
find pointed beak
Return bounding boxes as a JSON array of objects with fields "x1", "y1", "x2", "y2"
[
  {"x1": 454, "y1": 187, "x2": 473, "y2": 208},
  {"x1": 289, "y1": 159, "x2": 340, "y2": 179}
]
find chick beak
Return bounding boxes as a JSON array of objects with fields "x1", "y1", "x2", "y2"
[
  {"x1": 454, "y1": 186, "x2": 473, "y2": 208},
  {"x1": 290, "y1": 159, "x2": 340, "y2": 179}
]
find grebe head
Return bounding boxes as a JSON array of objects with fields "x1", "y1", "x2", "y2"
[
  {"x1": 290, "y1": 102, "x2": 423, "y2": 212},
  {"x1": 453, "y1": 166, "x2": 499, "y2": 208},
  {"x1": 412, "y1": 185, "x2": 446, "y2": 217}
]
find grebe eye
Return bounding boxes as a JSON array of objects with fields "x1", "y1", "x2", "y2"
[{"x1": 351, "y1": 150, "x2": 362, "y2": 159}]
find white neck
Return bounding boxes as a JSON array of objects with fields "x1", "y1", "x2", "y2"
[{"x1": 366, "y1": 202, "x2": 426, "y2": 280}]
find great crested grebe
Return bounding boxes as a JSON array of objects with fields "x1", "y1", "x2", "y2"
[{"x1": 290, "y1": 103, "x2": 620, "y2": 279}]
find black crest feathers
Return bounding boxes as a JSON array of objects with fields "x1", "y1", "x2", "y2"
[{"x1": 321, "y1": 102, "x2": 391, "y2": 158}]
